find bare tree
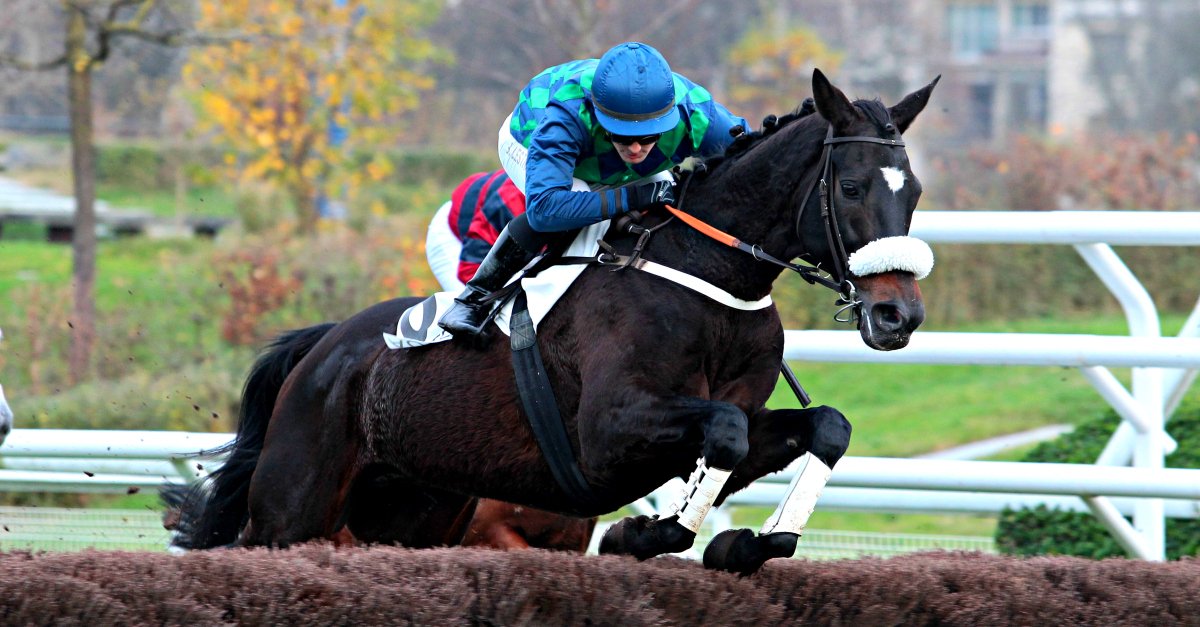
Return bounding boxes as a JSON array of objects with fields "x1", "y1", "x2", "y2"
[
  {"x1": 0, "y1": 0, "x2": 234, "y2": 384},
  {"x1": 424, "y1": 0, "x2": 763, "y2": 146}
]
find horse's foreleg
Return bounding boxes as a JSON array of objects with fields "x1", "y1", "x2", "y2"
[
  {"x1": 598, "y1": 397, "x2": 749, "y2": 560},
  {"x1": 719, "y1": 405, "x2": 850, "y2": 498},
  {"x1": 703, "y1": 405, "x2": 851, "y2": 575}
]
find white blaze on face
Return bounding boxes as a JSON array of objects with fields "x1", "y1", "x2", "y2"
[{"x1": 880, "y1": 167, "x2": 906, "y2": 193}]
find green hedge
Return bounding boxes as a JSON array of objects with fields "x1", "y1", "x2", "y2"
[
  {"x1": 370, "y1": 147, "x2": 496, "y2": 187},
  {"x1": 10, "y1": 358, "x2": 243, "y2": 434},
  {"x1": 95, "y1": 142, "x2": 227, "y2": 190},
  {"x1": 995, "y1": 400, "x2": 1200, "y2": 559},
  {"x1": 95, "y1": 143, "x2": 167, "y2": 189},
  {"x1": 96, "y1": 142, "x2": 496, "y2": 192}
]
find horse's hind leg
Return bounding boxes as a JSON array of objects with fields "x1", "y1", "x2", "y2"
[
  {"x1": 239, "y1": 395, "x2": 362, "y2": 547},
  {"x1": 461, "y1": 500, "x2": 598, "y2": 552},
  {"x1": 703, "y1": 405, "x2": 851, "y2": 574},
  {"x1": 461, "y1": 500, "x2": 533, "y2": 550},
  {"x1": 344, "y1": 466, "x2": 478, "y2": 548}
]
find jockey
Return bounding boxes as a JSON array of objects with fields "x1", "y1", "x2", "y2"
[
  {"x1": 425, "y1": 170, "x2": 524, "y2": 293},
  {"x1": 438, "y1": 41, "x2": 749, "y2": 338}
]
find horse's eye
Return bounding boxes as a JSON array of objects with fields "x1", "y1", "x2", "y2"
[{"x1": 840, "y1": 182, "x2": 860, "y2": 198}]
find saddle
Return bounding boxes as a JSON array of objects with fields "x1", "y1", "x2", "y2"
[{"x1": 383, "y1": 219, "x2": 612, "y2": 350}]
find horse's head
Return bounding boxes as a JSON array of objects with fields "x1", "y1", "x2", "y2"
[{"x1": 796, "y1": 69, "x2": 940, "y2": 351}]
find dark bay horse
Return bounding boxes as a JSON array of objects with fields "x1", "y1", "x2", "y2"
[
  {"x1": 167, "y1": 70, "x2": 938, "y2": 574},
  {"x1": 461, "y1": 499, "x2": 596, "y2": 552},
  {"x1": 162, "y1": 322, "x2": 594, "y2": 553}
]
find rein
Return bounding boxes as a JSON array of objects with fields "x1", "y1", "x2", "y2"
[
  {"x1": 656, "y1": 125, "x2": 907, "y2": 324},
  {"x1": 662, "y1": 203, "x2": 841, "y2": 294}
]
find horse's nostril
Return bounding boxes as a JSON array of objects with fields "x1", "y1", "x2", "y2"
[{"x1": 873, "y1": 303, "x2": 905, "y2": 331}]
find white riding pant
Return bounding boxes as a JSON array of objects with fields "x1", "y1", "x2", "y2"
[{"x1": 426, "y1": 200, "x2": 466, "y2": 292}]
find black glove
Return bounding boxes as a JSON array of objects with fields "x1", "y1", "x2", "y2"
[{"x1": 624, "y1": 179, "x2": 677, "y2": 212}]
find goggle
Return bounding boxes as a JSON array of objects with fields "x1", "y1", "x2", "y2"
[{"x1": 606, "y1": 131, "x2": 662, "y2": 146}]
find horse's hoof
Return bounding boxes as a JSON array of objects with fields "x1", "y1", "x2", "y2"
[
  {"x1": 598, "y1": 515, "x2": 694, "y2": 560},
  {"x1": 703, "y1": 529, "x2": 799, "y2": 576},
  {"x1": 598, "y1": 515, "x2": 650, "y2": 557}
]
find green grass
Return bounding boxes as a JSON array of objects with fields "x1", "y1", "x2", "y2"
[
  {"x1": 771, "y1": 362, "x2": 1105, "y2": 458},
  {"x1": 0, "y1": 240, "x2": 71, "y2": 293},
  {"x1": 769, "y1": 314, "x2": 1187, "y2": 459},
  {"x1": 0, "y1": 237, "x2": 216, "y2": 306},
  {"x1": 788, "y1": 511, "x2": 996, "y2": 537},
  {"x1": 97, "y1": 182, "x2": 239, "y2": 218}
]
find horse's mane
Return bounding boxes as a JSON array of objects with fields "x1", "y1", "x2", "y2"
[
  {"x1": 695, "y1": 97, "x2": 895, "y2": 179},
  {"x1": 697, "y1": 100, "x2": 817, "y2": 175}
]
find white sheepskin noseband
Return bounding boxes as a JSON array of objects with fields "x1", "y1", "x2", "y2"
[{"x1": 847, "y1": 236, "x2": 934, "y2": 280}]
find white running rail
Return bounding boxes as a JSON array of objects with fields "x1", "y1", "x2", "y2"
[{"x1": 774, "y1": 211, "x2": 1200, "y2": 561}]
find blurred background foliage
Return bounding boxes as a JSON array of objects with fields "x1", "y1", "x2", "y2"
[{"x1": 0, "y1": 0, "x2": 1197, "y2": 438}]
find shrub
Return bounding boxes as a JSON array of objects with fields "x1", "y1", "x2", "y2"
[
  {"x1": 210, "y1": 217, "x2": 440, "y2": 346},
  {"x1": 914, "y1": 132, "x2": 1200, "y2": 325},
  {"x1": 995, "y1": 399, "x2": 1200, "y2": 559},
  {"x1": 10, "y1": 355, "x2": 245, "y2": 433},
  {"x1": 374, "y1": 147, "x2": 495, "y2": 188},
  {"x1": 95, "y1": 142, "x2": 228, "y2": 192},
  {"x1": 96, "y1": 143, "x2": 169, "y2": 189}
]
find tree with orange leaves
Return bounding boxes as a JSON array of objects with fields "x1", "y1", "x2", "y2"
[
  {"x1": 725, "y1": 16, "x2": 842, "y2": 126},
  {"x1": 185, "y1": 0, "x2": 446, "y2": 231}
]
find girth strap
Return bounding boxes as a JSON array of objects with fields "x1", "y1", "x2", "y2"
[{"x1": 510, "y1": 290, "x2": 597, "y2": 507}]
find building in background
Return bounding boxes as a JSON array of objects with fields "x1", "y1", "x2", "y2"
[
  {"x1": 929, "y1": 0, "x2": 1052, "y2": 144},
  {"x1": 763, "y1": 0, "x2": 1054, "y2": 146},
  {"x1": 912, "y1": 0, "x2": 1198, "y2": 145}
]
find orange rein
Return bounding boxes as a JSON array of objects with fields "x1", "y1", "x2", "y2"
[
  {"x1": 660, "y1": 203, "x2": 845, "y2": 294},
  {"x1": 663, "y1": 204, "x2": 742, "y2": 249}
]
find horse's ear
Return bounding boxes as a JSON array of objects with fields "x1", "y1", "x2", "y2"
[
  {"x1": 812, "y1": 68, "x2": 859, "y2": 131},
  {"x1": 890, "y1": 75, "x2": 941, "y2": 134}
]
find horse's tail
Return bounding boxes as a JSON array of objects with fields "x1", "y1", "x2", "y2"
[{"x1": 162, "y1": 322, "x2": 337, "y2": 550}]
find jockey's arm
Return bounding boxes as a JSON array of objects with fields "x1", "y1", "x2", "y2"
[
  {"x1": 523, "y1": 115, "x2": 629, "y2": 233},
  {"x1": 696, "y1": 100, "x2": 751, "y2": 156}
]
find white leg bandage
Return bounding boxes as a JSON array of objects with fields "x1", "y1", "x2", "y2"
[
  {"x1": 760, "y1": 453, "x2": 833, "y2": 536},
  {"x1": 665, "y1": 457, "x2": 732, "y2": 533}
]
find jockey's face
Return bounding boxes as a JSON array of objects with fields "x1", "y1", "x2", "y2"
[{"x1": 611, "y1": 138, "x2": 656, "y2": 164}]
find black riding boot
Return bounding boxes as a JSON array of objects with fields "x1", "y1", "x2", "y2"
[{"x1": 439, "y1": 226, "x2": 537, "y2": 337}]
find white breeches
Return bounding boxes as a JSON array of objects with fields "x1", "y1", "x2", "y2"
[{"x1": 426, "y1": 200, "x2": 466, "y2": 292}]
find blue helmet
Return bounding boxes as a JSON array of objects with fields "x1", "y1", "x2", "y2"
[{"x1": 591, "y1": 42, "x2": 679, "y2": 136}]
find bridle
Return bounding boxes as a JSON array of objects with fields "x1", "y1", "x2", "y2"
[
  {"x1": 797, "y1": 125, "x2": 906, "y2": 322},
  {"x1": 659, "y1": 124, "x2": 907, "y2": 325}
]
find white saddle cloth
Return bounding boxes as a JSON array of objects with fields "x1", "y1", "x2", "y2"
[{"x1": 383, "y1": 220, "x2": 610, "y2": 349}]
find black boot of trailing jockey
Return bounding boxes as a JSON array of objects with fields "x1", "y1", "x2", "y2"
[{"x1": 439, "y1": 226, "x2": 538, "y2": 338}]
